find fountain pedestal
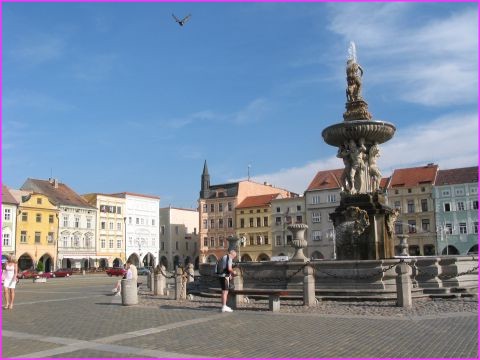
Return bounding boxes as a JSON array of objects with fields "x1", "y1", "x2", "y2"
[{"x1": 330, "y1": 193, "x2": 397, "y2": 260}]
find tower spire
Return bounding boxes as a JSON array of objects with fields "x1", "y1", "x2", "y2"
[{"x1": 200, "y1": 160, "x2": 211, "y2": 199}]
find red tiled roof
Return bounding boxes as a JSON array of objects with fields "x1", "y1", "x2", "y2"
[
  {"x1": 435, "y1": 166, "x2": 478, "y2": 186},
  {"x1": 388, "y1": 164, "x2": 438, "y2": 188},
  {"x1": 380, "y1": 177, "x2": 390, "y2": 189},
  {"x1": 236, "y1": 193, "x2": 281, "y2": 209},
  {"x1": 2, "y1": 185, "x2": 18, "y2": 205},
  {"x1": 306, "y1": 169, "x2": 344, "y2": 191}
]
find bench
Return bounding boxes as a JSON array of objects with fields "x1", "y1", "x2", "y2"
[{"x1": 210, "y1": 288, "x2": 289, "y2": 312}]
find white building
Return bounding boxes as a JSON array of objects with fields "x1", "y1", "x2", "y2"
[
  {"x1": 159, "y1": 206, "x2": 199, "y2": 270},
  {"x1": 111, "y1": 192, "x2": 160, "y2": 268},
  {"x1": 2, "y1": 184, "x2": 18, "y2": 260}
]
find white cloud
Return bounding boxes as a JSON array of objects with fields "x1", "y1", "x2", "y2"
[
  {"x1": 247, "y1": 112, "x2": 478, "y2": 194},
  {"x1": 326, "y1": 3, "x2": 478, "y2": 106}
]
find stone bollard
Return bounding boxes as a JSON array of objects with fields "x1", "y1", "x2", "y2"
[
  {"x1": 175, "y1": 267, "x2": 187, "y2": 300},
  {"x1": 121, "y1": 279, "x2": 138, "y2": 306},
  {"x1": 303, "y1": 265, "x2": 316, "y2": 306},
  {"x1": 154, "y1": 265, "x2": 169, "y2": 296},
  {"x1": 186, "y1": 263, "x2": 195, "y2": 283},
  {"x1": 227, "y1": 268, "x2": 244, "y2": 309},
  {"x1": 395, "y1": 262, "x2": 412, "y2": 308}
]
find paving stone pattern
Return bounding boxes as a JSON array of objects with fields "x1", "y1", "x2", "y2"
[{"x1": 1, "y1": 275, "x2": 477, "y2": 358}]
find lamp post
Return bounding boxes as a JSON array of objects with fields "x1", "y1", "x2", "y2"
[
  {"x1": 327, "y1": 228, "x2": 337, "y2": 260},
  {"x1": 239, "y1": 235, "x2": 246, "y2": 262}
]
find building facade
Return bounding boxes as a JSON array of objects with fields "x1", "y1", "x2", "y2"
[
  {"x1": 304, "y1": 169, "x2": 343, "y2": 259},
  {"x1": 159, "y1": 207, "x2": 199, "y2": 270},
  {"x1": 22, "y1": 178, "x2": 97, "y2": 270},
  {"x1": 111, "y1": 192, "x2": 160, "y2": 268},
  {"x1": 13, "y1": 191, "x2": 59, "y2": 271},
  {"x1": 433, "y1": 166, "x2": 478, "y2": 255},
  {"x1": 2, "y1": 185, "x2": 18, "y2": 260},
  {"x1": 235, "y1": 194, "x2": 281, "y2": 262},
  {"x1": 271, "y1": 196, "x2": 306, "y2": 259},
  {"x1": 386, "y1": 164, "x2": 438, "y2": 256},
  {"x1": 83, "y1": 193, "x2": 126, "y2": 268}
]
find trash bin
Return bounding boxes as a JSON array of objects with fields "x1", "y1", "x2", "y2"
[{"x1": 121, "y1": 279, "x2": 138, "y2": 306}]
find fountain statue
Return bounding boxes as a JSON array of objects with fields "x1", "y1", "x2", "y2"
[{"x1": 322, "y1": 42, "x2": 399, "y2": 260}]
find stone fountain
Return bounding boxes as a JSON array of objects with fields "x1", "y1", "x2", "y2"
[{"x1": 322, "y1": 42, "x2": 399, "y2": 260}]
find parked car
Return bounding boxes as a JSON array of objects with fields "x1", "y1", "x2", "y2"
[
  {"x1": 18, "y1": 269, "x2": 39, "y2": 279},
  {"x1": 54, "y1": 268, "x2": 73, "y2": 277},
  {"x1": 137, "y1": 267, "x2": 151, "y2": 276},
  {"x1": 105, "y1": 267, "x2": 126, "y2": 277}
]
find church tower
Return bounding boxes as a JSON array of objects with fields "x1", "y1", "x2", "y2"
[{"x1": 200, "y1": 160, "x2": 210, "y2": 199}]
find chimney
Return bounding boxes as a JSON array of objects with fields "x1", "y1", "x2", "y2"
[{"x1": 49, "y1": 178, "x2": 59, "y2": 189}]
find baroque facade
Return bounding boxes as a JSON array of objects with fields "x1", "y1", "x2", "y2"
[{"x1": 2, "y1": 185, "x2": 18, "y2": 259}]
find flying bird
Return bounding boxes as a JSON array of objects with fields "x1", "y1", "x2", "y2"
[{"x1": 172, "y1": 13, "x2": 191, "y2": 27}]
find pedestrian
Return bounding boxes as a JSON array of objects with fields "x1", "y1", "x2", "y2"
[
  {"x1": 3, "y1": 255, "x2": 18, "y2": 310},
  {"x1": 217, "y1": 249, "x2": 237, "y2": 313},
  {"x1": 111, "y1": 264, "x2": 127, "y2": 296}
]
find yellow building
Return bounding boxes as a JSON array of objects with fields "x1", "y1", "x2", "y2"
[
  {"x1": 14, "y1": 191, "x2": 59, "y2": 271},
  {"x1": 235, "y1": 193, "x2": 282, "y2": 262}
]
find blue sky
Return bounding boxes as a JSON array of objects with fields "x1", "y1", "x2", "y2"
[{"x1": 2, "y1": 1, "x2": 478, "y2": 208}]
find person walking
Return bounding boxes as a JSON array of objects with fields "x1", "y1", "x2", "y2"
[
  {"x1": 3, "y1": 255, "x2": 18, "y2": 310},
  {"x1": 217, "y1": 249, "x2": 237, "y2": 313}
]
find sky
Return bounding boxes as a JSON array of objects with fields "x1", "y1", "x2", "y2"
[{"x1": 2, "y1": 1, "x2": 478, "y2": 209}]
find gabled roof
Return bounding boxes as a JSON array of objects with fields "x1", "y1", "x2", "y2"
[
  {"x1": 109, "y1": 192, "x2": 160, "y2": 200},
  {"x1": 435, "y1": 166, "x2": 478, "y2": 186},
  {"x1": 306, "y1": 169, "x2": 344, "y2": 191},
  {"x1": 202, "y1": 182, "x2": 239, "y2": 199},
  {"x1": 379, "y1": 177, "x2": 390, "y2": 189},
  {"x1": 21, "y1": 178, "x2": 96, "y2": 209},
  {"x1": 2, "y1": 185, "x2": 18, "y2": 205},
  {"x1": 236, "y1": 193, "x2": 281, "y2": 209},
  {"x1": 388, "y1": 164, "x2": 438, "y2": 188}
]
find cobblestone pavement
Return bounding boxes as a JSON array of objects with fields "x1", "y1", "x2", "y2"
[{"x1": 1, "y1": 275, "x2": 477, "y2": 358}]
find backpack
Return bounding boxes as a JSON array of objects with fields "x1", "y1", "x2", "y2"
[{"x1": 215, "y1": 255, "x2": 228, "y2": 276}]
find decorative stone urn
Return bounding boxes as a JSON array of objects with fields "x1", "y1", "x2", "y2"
[
  {"x1": 397, "y1": 235, "x2": 410, "y2": 256},
  {"x1": 288, "y1": 224, "x2": 309, "y2": 262},
  {"x1": 227, "y1": 235, "x2": 240, "y2": 252}
]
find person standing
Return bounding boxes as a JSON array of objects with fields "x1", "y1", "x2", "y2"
[
  {"x1": 218, "y1": 249, "x2": 237, "y2": 313},
  {"x1": 3, "y1": 255, "x2": 18, "y2": 310}
]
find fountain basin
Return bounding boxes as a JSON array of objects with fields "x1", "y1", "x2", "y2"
[{"x1": 322, "y1": 120, "x2": 396, "y2": 147}]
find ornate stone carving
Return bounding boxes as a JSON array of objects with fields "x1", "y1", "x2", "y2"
[
  {"x1": 342, "y1": 206, "x2": 370, "y2": 237},
  {"x1": 385, "y1": 208, "x2": 400, "y2": 237},
  {"x1": 368, "y1": 142, "x2": 382, "y2": 191}
]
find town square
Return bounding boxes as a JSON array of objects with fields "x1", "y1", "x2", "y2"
[{"x1": 2, "y1": 1, "x2": 478, "y2": 359}]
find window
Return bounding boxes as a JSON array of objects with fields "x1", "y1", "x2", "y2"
[
  {"x1": 117, "y1": 239, "x2": 122, "y2": 248},
  {"x1": 202, "y1": 219, "x2": 208, "y2": 229},
  {"x1": 421, "y1": 199, "x2": 428, "y2": 212},
  {"x1": 85, "y1": 236, "x2": 91, "y2": 248},
  {"x1": 297, "y1": 205, "x2": 301, "y2": 211},
  {"x1": 296, "y1": 215, "x2": 303, "y2": 223},
  {"x1": 421, "y1": 219, "x2": 430, "y2": 232},
  {"x1": 249, "y1": 236, "x2": 254, "y2": 246},
  {"x1": 116, "y1": 206, "x2": 121, "y2": 214},
  {"x1": 219, "y1": 237, "x2": 224, "y2": 248},
  {"x1": 256, "y1": 217, "x2": 261, "y2": 227},
  {"x1": 276, "y1": 207, "x2": 281, "y2": 213},
  {"x1": 394, "y1": 189, "x2": 399, "y2": 195},
  {"x1": 63, "y1": 235, "x2": 68, "y2": 247},
  {"x1": 473, "y1": 222, "x2": 478, "y2": 234},
  {"x1": 140, "y1": 218, "x2": 144, "y2": 225},
  {"x1": 47, "y1": 232, "x2": 54, "y2": 243},
  {"x1": 312, "y1": 212, "x2": 321, "y2": 223},
  {"x1": 109, "y1": 239, "x2": 114, "y2": 248},
  {"x1": 407, "y1": 220, "x2": 416, "y2": 233},
  {"x1": 219, "y1": 203, "x2": 223, "y2": 212},
  {"x1": 256, "y1": 236, "x2": 262, "y2": 245},
  {"x1": 275, "y1": 235, "x2": 282, "y2": 246},
  {"x1": 445, "y1": 223, "x2": 453, "y2": 234},
  {"x1": 4, "y1": 208, "x2": 11, "y2": 221},
  {"x1": 109, "y1": 222, "x2": 114, "y2": 230},
  {"x1": 444, "y1": 203, "x2": 451, "y2": 212},
  {"x1": 75, "y1": 217, "x2": 80, "y2": 228},
  {"x1": 101, "y1": 239, "x2": 106, "y2": 248},
  {"x1": 210, "y1": 204, "x2": 215, "y2": 212},
  {"x1": 421, "y1": 187, "x2": 426, "y2": 192},
  {"x1": 203, "y1": 237, "x2": 208, "y2": 247},
  {"x1": 423, "y1": 245, "x2": 435, "y2": 256},
  {"x1": 37, "y1": 198, "x2": 42, "y2": 204},
  {"x1": 457, "y1": 202, "x2": 465, "y2": 211},
  {"x1": 161, "y1": 242, "x2": 165, "y2": 251},
  {"x1": 36, "y1": 213, "x2": 42, "y2": 223},
  {"x1": 219, "y1": 219, "x2": 224, "y2": 228},
  {"x1": 117, "y1": 222, "x2": 122, "y2": 231},
  {"x1": 249, "y1": 218, "x2": 254, "y2": 227},
  {"x1": 3, "y1": 233, "x2": 11, "y2": 246},
  {"x1": 264, "y1": 235, "x2": 269, "y2": 245},
  {"x1": 442, "y1": 189, "x2": 450, "y2": 196},
  {"x1": 407, "y1": 200, "x2": 415, "y2": 213},
  {"x1": 286, "y1": 235, "x2": 292, "y2": 245},
  {"x1": 264, "y1": 217, "x2": 268, "y2": 227},
  {"x1": 455, "y1": 188, "x2": 464, "y2": 196},
  {"x1": 210, "y1": 219, "x2": 215, "y2": 229},
  {"x1": 175, "y1": 226, "x2": 179, "y2": 234},
  {"x1": 203, "y1": 204, "x2": 207, "y2": 212},
  {"x1": 394, "y1": 201, "x2": 401, "y2": 211},
  {"x1": 152, "y1": 219, "x2": 155, "y2": 226},
  {"x1": 228, "y1": 218, "x2": 233, "y2": 228},
  {"x1": 136, "y1": 218, "x2": 139, "y2": 225},
  {"x1": 473, "y1": 200, "x2": 478, "y2": 210},
  {"x1": 228, "y1": 202, "x2": 233, "y2": 211},
  {"x1": 407, "y1": 189, "x2": 412, "y2": 193},
  {"x1": 275, "y1": 217, "x2": 281, "y2": 225},
  {"x1": 311, "y1": 195, "x2": 320, "y2": 205},
  {"x1": 285, "y1": 216, "x2": 292, "y2": 224},
  {"x1": 395, "y1": 222, "x2": 403, "y2": 234},
  {"x1": 175, "y1": 241, "x2": 179, "y2": 250},
  {"x1": 312, "y1": 231, "x2": 322, "y2": 241},
  {"x1": 459, "y1": 222, "x2": 467, "y2": 234},
  {"x1": 210, "y1": 237, "x2": 215, "y2": 248},
  {"x1": 35, "y1": 232, "x2": 41, "y2": 243},
  {"x1": 327, "y1": 194, "x2": 336, "y2": 203},
  {"x1": 20, "y1": 231, "x2": 27, "y2": 243},
  {"x1": 129, "y1": 217, "x2": 132, "y2": 224},
  {"x1": 74, "y1": 235, "x2": 80, "y2": 247},
  {"x1": 63, "y1": 216, "x2": 68, "y2": 227},
  {"x1": 240, "y1": 219, "x2": 245, "y2": 228},
  {"x1": 470, "y1": 187, "x2": 478, "y2": 194}
]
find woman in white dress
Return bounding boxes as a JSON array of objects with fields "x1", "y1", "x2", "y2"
[{"x1": 3, "y1": 255, "x2": 18, "y2": 310}]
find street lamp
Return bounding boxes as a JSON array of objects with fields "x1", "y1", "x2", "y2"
[
  {"x1": 327, "y1": 228, "x2": 336, "y2": 260},
  {"x1": 239, "y1": 235, "x2": 247, "y2": 262}
]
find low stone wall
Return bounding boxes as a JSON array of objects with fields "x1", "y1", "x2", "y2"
[{"x1": 195, "y1": 255, "x2": 477, "y2": 298}]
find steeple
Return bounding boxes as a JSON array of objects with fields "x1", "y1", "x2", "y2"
[{"x1": 200, "y1": 160, "x2": 210, "y2": 199}]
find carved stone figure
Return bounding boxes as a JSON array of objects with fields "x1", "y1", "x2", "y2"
[
  {"x1": 385, "y1": 209, "x2": 399, "y2": 237},
  {"x1": 346, "y1": 59, "x2": 364, "y2": 102},
  {"x1": 368, "y1": 142, "x2": 382, "y2": 191},
  {"x1": 336, "y1": 141, "x2": 352, "y2": 192},
  {"x1": 348, "y1": 138, "x2": 367, "y2": 194},
  {"x1": 342, "y1": 206, "x2": 370, "y2": 237}
]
